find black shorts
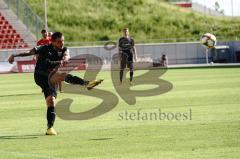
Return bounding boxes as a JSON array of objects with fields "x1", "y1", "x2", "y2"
[
  {"x1": 34, "y1": 70, "x2": 57, "y2": 98},
  {"x1": 120, "y1": 50, "x2": 133, "y2": 71},
  {"x1": 120, "y1": 53, "x2": 134, "y2": 71}
]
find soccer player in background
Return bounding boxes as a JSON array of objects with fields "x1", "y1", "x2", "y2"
[
  {"x1": 37, "y1": 29, "x2": 51, "y2": 46},
  {"x1": 34, "y1": 29, "x2": 52, "y2": 61},
  {"x1": 8, "y1": 32, "x2": 103, "y2": 135},
  {"x1": 160, "y1": 54, "x2": 168, "y2": 67},
  {"x1": 34, "y1": 29, "x2": 52, "y2": 63},
  {"x1": 118, "y1": 28, "x2": 137, "y2": 85}
]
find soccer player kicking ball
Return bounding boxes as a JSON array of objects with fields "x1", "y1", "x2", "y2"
[{"x1": 8, "y1": 32, "x2": 103, "y2": 135}]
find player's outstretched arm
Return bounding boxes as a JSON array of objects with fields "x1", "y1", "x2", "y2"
[{"x1": 8, "y1": 49, "x2": 36, "y2": 64}]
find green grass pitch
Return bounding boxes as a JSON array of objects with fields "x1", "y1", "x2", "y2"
[{"x1": 0, "y1": 68, "x2": 240, "y2": 159}]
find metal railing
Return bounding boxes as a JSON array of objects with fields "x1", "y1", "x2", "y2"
[
  {"x1": 1, "y1": 40, "x2": 239, "y2": 64},
  {"x1": 3, "y1": 0, "x2": 44, "y2": 39}
]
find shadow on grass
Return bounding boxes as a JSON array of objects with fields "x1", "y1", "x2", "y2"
[
  {"x1": 0, "y1": 134, "x2": 44, "y2": 140},
  {"x1": 89, "y1": 137, "x2": 113, "y2": 141},
  {"x1": 0, "y1": 93, "x2": 42, "y2": 98}
]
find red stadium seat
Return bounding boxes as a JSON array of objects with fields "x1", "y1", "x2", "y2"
[
  {"x1": 14, "y1": 34, "x2": 20, "y2": 39},
  {"x1": 12, "y1": 29, "x2": 16, "y2": 34},
  {"x1": 2, "y1": 45, "x2": 6, "y2": 49},
  {"x1": 10, "y1": 34, "x2": 15, "y2": 38},
  {"x1": 14, "y1": 39, "x2": 21, "y2": 43},
  {"x1": 4, "y1": 34, "x2": 9, "y2": 39},
  {"x1": 3, "y1": 39, "x2": 8, "y2": 43},
  {"x1": 6, "y1": 30, "x2": 12, "y2": 34},
  {"x1": 8, "y1": 25, "x2": 13, "y2": 29},
  {"x1": 8, "y1": 39, "x2": 13, "y2": 43},
  {"x1": 0, "y1": 14, "x2": 29, "y2": 49},
  {"x1": 7, "y1": 44, "x2": 12, "y2": 49}
]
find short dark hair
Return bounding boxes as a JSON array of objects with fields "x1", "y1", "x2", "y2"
[
  {"x1": 123, "y1": 28, "x2": 129, "y2": 32},
  {"x1": 41, "y1": 29, "x2": 47, "y2": 33},
  {"x1": 51, "y1": 32, "x2": 63, "y2": 41}
]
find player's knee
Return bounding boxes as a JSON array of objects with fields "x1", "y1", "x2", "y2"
[
  {"x1": 46, "y1": 95, "x2": 56, "y2": 106},
  {"x1": 50, "y1": 73, "x2": 66, "y2": 84},
  {"x1": 58, "y1": 72, "x2": 67, "y2": 79}
]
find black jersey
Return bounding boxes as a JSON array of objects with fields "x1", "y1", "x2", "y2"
[
  {"x1": 118, "y1": 37, "x2": 135, "y2": 51},
  {"x1": 118, "y1": 37, "x2": 135, "y2": 61},
  {"x1": 34, "y1": 44, "x2": 67, "y2": 72}
]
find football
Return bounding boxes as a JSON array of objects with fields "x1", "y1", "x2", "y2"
[{"x1": 200, "y1": 33, "x2": 217, "y2": 48}]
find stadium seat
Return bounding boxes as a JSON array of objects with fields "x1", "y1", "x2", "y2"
[
  {"x1": 6, "y1": 30, "x2": 12, "y2": 34},
  {"x1": 0, "y1": 13, "x2": 29, "y2": 49},
  {"x1": 2, "y1": 25, "x2": 7, "y2": 29},
  {"x1": 4, "y1": 34, "x2": 9, "y2": 39},
  {"x1": 14, "y1": 34, "x2": 21, "y2": 39}
]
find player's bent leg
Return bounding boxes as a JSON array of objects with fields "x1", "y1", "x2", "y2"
[
  {"x1": 51, "y1": 72, "x2": 103, "y2": 90},
  {"x1": 64, "y1": 74, "x2": 88, "y2": 85},
  {"x1": 45, "y1": 95, "x2": 57, "y2": 135},
  {"x1": 64, "y1": 74, "x2": 103, "y2": 90},
  {"x1": 49, "y1": 71, "x2": 103, "y2": 91},
  {"x1": 50, "y1": 72, "x2": 68, "y2": 86}
]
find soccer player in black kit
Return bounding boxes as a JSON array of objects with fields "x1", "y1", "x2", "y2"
[
  {"x1": 118, "y1": 28, "x2": 137, "y2": 85},
  {"x1": 8, "y1": 32, "x2": 103, "y2": 135}
]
